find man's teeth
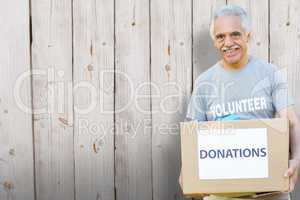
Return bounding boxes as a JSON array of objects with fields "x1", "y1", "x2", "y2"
[{"x1": 223, "y1": 47, "x2": 240, "y2": 53}]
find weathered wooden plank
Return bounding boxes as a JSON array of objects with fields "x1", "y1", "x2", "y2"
[
  {"x1": 150, "y1": 0, "x2": 192, "y2": 199},
  {"x1": 191, "y1": 2, "x2": 226, "y2": 200},
  {"x1": 193, "y1": 0, "x2": 226, "y2": 80},
  {"x1": 227, "y1": 0, "x2": 269, "y2": 60},
  {"x1": 31, "y1": 0, "x2": 74, "y2": 199},
  {"x1": 73, "y1": 0, "x2": 115, "y2": 199},
  {"x1": 269, "y1": 1, "x2": 300, "y2": 198},
  {"x1": 0, "y1": 1, "x2": 35, "y2": 200},
  {"x1": 114, "y1": 0, "x2": 152, "y2": 199}
]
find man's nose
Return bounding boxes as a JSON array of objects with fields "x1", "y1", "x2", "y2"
[{"x1": 224, "y1": 35, "x2": 234, "y2": 46}]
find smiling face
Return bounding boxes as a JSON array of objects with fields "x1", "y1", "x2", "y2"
[{"x1": 213, "y1": 15, "x2": 250, "y2": 69}]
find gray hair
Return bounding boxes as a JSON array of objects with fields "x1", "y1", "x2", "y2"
[{"x1": 210, "y1": 4, "x2": 251, "y2": 39}]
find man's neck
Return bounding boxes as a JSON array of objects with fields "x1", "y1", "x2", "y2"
[{"x1": 222, "y1": 54, "x2": 249, "y2": 70}]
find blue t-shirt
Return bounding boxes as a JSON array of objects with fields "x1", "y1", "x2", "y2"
[{"x1": 186, "y1": 55, "x2": 295, "y2": 121}]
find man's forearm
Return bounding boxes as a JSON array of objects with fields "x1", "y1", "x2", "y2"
[{"x1": 290, "y1": 122, "x2": 300, "y2": 164}]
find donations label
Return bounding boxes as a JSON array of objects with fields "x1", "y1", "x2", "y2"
[{"x1": 197, "y1": 128, "x2": 269, "y2": 180}]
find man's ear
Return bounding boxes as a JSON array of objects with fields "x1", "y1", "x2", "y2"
[
  {"x1": 246, "y1": 32, "x2": 251, "y2": 42},
  {"x1": 213, "y1": 41, "x2": 217, "y2": 48},
  {"x1": 212, "y1": 39, "x2": 218, "y2": 48}
]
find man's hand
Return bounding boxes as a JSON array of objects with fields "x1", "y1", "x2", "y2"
[
  {"x1": 284, "y1": 159, "x2": 300, "y2": 192},
  {"x1": 279, "y1": 107, "x2": 300, "y2": 192},
  {"x1": 179, "y1": 169, "x2": 183, "y2": 189}
]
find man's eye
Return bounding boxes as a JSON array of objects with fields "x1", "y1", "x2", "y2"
[
  {"x1": 231, "y1": 32, "x2": 242, "y2": 37},
  {"x1": 216, "y1": 35, "x2": 225, "y2": 40}
]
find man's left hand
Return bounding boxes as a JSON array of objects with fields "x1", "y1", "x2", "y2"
[{"x1": 284, "y1": 159, "x2": 300, "y2": 192}]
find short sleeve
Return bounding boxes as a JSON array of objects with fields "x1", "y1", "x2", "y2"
[
  {"x1": 186, "y1": 82, "x2": 207, "y2": 121},
  {"x1": 271, "y1": 67, "x2": 295, "y2": 112}
]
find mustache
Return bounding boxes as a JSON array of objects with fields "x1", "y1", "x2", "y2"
[{"x1": 221, "y1": 45, "x2": 240, "y2": 53}]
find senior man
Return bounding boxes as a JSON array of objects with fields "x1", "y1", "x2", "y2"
[{"x1": 179, "y1": 4, "x2": 300, "y2": 200}]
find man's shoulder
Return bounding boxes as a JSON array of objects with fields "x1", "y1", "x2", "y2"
[
  {"x1": 250, "y1": 55, "x2": 278, "y2": 72},
  {"x1": 194, "y1": 62, "x2": 220, "y2": 85}
]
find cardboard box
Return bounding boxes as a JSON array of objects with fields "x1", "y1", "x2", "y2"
[{"x1": 180, "y1": 118, "x2": 289, "y2": 198}]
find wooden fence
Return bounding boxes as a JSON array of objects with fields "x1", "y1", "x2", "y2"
[{"x1": 0, "y1": 0, "x2": 299, "y2": 200}]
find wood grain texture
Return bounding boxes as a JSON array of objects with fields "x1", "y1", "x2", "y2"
[
  {"x1": 0, "y1": 0, "x2": 299, "y2": 200},
  {"x1": 269, "y1": 1, "x2": 300, "y2": 197},
  {"x1": 114, "y1": 0, "x2": 152, "y2": 200},
  {"x1": 227, "y1": 0, "x2": 269, "y2": 60},
  {"x1": 73, "y1": 0, "x2": 115, "y2": 200},
  {"x1": 270, "y1": 0, "x2": 300, "y2": 115},
  {"x1": 150, "y1": 0, "x2": 192, "y2": 199},
  {"x1": 0, "y1": 1, "x2": 35, "y2": 200},
  {"x1": 192, "y1": 0, "x2": 226, "y2": 81},
  {"x1": 31, "y1": 0, "x2": 74, "y2": 199},
  {"x1": 192, "y1": 3, "x2": 225, "y2": 199}
]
